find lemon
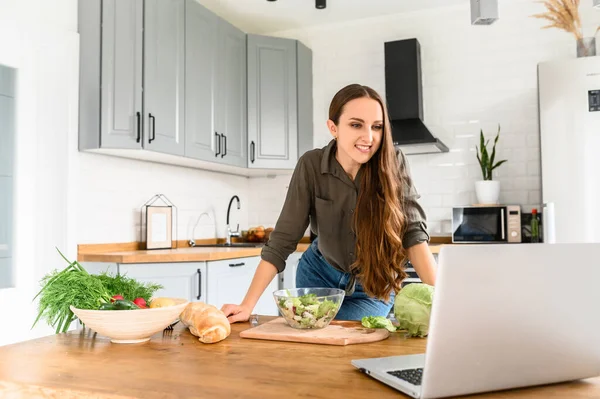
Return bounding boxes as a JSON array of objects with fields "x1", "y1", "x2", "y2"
[{"x1": 149, "y1": 297, "x2": 177, "y2": 308}]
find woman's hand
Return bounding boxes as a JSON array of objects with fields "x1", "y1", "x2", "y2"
[{"x1": 221, "y1": 303, "x2": 253, "y2": 323}]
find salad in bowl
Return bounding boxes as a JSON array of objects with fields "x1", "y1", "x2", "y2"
[{"x1": 273, "y1": 288, "x2": 345, "y2": 329}]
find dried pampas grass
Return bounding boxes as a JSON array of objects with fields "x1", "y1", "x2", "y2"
[{"x1": 531, "y1": 0, "x2": 591, "y2": 40}]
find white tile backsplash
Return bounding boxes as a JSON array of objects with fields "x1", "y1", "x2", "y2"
[
  {"x1": 247, "y1": 0, "x2": 600, "y2": 236},
  {"x1": 76, "y1": 153, "x2": 250, "y2": 244}
]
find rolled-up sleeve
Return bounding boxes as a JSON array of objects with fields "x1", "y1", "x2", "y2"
[
  {"x1": 397, "y1": 150, "x2": 430, "y2": 249},
  {"x1": 261, "y1": 154, "x2": 312, "y2": 272}
]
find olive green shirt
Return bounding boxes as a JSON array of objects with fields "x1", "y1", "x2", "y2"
[{"x1": 261, "y1": 139, "x2": 430, "y2": 274}]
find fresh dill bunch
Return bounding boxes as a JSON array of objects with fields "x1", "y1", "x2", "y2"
[
  {"x1": 32, "y1": 248, "x2": 163, "y2": 334},
  {"x1": 94, "y1": 272, "x2": 163, "y2": 302},
  {"x1": 33, "y1": 256, "x2": 112, "y2": 334}
]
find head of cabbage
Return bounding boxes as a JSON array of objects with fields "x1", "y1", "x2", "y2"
[{"x1": 394, "y1": 283, "x2": 434, "y2": 338}]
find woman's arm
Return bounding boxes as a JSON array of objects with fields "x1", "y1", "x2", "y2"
[
  {"x1": 221, "y1": 259, "x2": 279, "y2": 323},
  {"x1": 221, "y1": 154, "x2": 312, "y2": 322},
  {"x1": 406, "y1": 242, "x2": 437, "y2": 286},
  {"x1": 396, "y1": 149, "x2": 437, "y2": 286}
]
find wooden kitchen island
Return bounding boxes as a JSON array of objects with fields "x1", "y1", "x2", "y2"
[{"x1": 0, "y1": 317, "x2": 598, "y2": 399}]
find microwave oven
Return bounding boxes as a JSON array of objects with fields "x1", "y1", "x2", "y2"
[{"x1": 451, "y1": 205, "x2": 522, "y2": 243}]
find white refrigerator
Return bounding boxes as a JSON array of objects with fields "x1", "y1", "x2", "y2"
[{"x1": 538, "y1": 56, "x2": 600, "y2": 243}]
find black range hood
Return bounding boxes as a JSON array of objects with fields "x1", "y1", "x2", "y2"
[{"x1": 384, "y1": 38, "x2": 449, "y2": 155}]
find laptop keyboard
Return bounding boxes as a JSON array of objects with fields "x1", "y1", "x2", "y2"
[{"x1": 387, "y1": 368, "x2": 423, "y2": 386}]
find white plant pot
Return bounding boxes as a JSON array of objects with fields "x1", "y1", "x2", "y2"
[{"x1": 475, "y1": 180, "x2": 500, "y2": 205}]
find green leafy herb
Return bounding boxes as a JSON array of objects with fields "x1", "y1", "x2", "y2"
[
  {"x1": 32, "y1": 248, "x2": 163, "y2": 334},
  {"x1": 32, "y1": 248, "x2": 112, "y2": 333},
  {"x1": 361, "y1": 316, "x2": 398, "y2": 332},
  {"x1": 94, "y1": 272, "x2": 162, "y2": 303}
]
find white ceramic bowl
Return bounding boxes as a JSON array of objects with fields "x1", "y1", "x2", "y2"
[{"x1": 70, "y1": 298, "x2": 189, "y2": 344}]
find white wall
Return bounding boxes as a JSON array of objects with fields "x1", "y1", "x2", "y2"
[
  {"x1": 0, "y1": 0, "x2": 79, "y2": 346},
  {"x1": 75, "y1": 154, "x2": 249, "y2": 244},
  {"x1": 248, "y1": 0, "x2": 600, "y2": 235}
]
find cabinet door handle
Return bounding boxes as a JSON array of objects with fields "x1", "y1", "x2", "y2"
[
  {"x1": 148, "y1": 114, "x2": 156, "y2": 143},
  {"x1": 250, "y1": 141, "x2": 255, "y2": 163},
  {"x1": 136, "y1": 112, "x2": 141, "y2": 143},
  {"x1": 221, "y1": 134, "x2": 227, "y2": 158},
  {"x1": 229, "y1": 262, "x2": 245, "y2": 267},
  {"x1": 197, "y1": 268, "x2": 202, "y2": 300},
  {"x1": 215, "y1": 132, "x2": 221, "y2": 157}
]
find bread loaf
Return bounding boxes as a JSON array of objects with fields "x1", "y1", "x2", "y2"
[{"x1": 179, "y1": 302, "x2": 231, "y2": 344}]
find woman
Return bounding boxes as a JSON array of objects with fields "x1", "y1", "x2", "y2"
[{"x1": 221, "y1": 84, "x2": 437, "y2": 322}]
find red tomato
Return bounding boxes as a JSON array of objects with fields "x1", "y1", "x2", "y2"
[
  {"x1": 133, "y1": 297, "x2": 147, "y2": 309},
  {"x1": 111, "y1": 295, "x2": 124, "y2": 302}
]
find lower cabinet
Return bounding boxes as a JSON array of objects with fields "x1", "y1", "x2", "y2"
[
  {"x1": 280, "y1": 251, "x2": 303, "y2": 290},
  {"x1": 119, "y1": 262, "x2": 207, "y2": 304},
  {"x1": 206, "y1": 256, "x2": 279, "y2": 316}
]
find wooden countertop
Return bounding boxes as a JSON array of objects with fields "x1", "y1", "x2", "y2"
[
  {"x1": 78, "y1": 241, "x2": 310, "y2": 264},
  {"x1": 0, "y1": 317, "x2": 598, "y2": 399},
  {"x1": 77, "y1": 237, "x2": 453, "y2": 264}
]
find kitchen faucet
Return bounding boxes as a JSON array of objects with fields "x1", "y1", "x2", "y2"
[
  {"x1": 226, "y1": 195, "x2": 241, "y2": 245},
  {"x1": 188, "y1": 212, "x2": 211, "y2": 247}
]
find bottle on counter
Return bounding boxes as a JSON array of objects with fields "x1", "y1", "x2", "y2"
[{"x1": 531, "y1": 208, "x2": 540, "y2": 243}]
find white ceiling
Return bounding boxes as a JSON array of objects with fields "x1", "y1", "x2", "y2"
[{"x1": 197, "y1": 0, "x2": 467, "y2": 34}]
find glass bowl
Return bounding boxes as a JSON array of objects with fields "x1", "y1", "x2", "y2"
[{"x1": 273, "y1": 287, "x2": 345, "y2": 329}]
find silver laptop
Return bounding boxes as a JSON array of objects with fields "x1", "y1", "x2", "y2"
[{"x1": 352, "y1": 243, "x2": 600, "y2": 398}]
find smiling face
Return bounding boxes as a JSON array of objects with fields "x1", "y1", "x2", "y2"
[{"x1": 327, "y1": 96, "x2": 384, "y2": 176}]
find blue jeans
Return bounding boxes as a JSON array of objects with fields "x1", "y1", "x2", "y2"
[{"x1": 295, "y1": 240, "x2": 394, "y2": 321}]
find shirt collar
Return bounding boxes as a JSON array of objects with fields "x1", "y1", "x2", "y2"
[
  {"x1": 320, "y1": 139, "x2": 337, "y2": 175},
  {"x1": 321, "y1": 139, "x2": 364, "y2": 189}
]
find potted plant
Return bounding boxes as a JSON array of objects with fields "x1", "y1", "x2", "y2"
[{"x1": 475, "y1": 124, "x2": 507, "y2": 205}]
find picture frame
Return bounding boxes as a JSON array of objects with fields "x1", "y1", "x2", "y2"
[{"x1": 145, "y1": 205, "x2": 173, "y2": 250}]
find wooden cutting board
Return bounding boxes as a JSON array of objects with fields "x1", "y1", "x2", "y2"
[{"x1": 239, "y1": 317, "x2": 390, "y2": 346}]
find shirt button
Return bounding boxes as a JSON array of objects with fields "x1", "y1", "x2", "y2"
[
  {"x1": 350, "y1": 209, "x2": 354, "y2": 214},
  {"x1": 349, "y1": 252, "x2": 354, "y2": 257}
]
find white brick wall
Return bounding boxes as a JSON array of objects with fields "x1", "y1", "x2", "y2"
[
  {"x1": 75, "y1": 153, "x2": 250, "y2": 244},
  {"x1": 248, "y1": 0, "x2": 600, "y2": 236}
]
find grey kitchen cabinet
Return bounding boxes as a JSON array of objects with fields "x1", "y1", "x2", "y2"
[
  {"x1": 79, "y1": 0, "x2": 185, "y2": 156},
  {"x1": 184, "y1": 0, "x2": 218, "y2": 162},
  {"x1": 296, "y1": 41, "x2": 314, "y2": 162},
  {"x1": 0, "y1": 65, "x2": 15, "y2": 289},
  {"x1": 79, "y1": 0, "x2": 143, "y2": 151},
  {"x1": 184, "y1": 1, "x2": 247, "y2": 167},
  {"x1": 99, "y1": 0, "x2": 143, "y2": 150},
  {"x1": 215, "y1": 18, "x2": 247, "y2": 167},
  {"x1": 206, "y1": 256, "x2": 279, "y2": 316},
  {"x1": 119, "y1": 263, "x2": 208, "y2": 304},
  {"x1": 247, "y1": 35, "x2": 313, "y2": 169},
  {"x1": 78, "y1": 1, "x2": 312, "y2": 176},
  {"x1": 144, "y1": 0, "x2": 185, "y2": 156}
]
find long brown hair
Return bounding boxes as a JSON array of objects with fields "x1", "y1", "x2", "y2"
[{"x1": 328, "y1": 84, "x2": 410, "y2": 302}]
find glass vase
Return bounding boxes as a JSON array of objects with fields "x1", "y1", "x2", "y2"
[{"x1": 576, "y1": 37, "x2": 597, "y2": 58}]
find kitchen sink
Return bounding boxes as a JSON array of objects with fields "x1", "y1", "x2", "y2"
[{"x1": 193, "y1": 243, "x2": 263, "y2": 248}]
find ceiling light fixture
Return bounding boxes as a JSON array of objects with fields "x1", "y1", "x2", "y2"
[
  {"x1": 316, "y1": 0, "x2": 326, "y2": 9},
  {"x1": 594, "y1": 0, "x2": 600, "y2": 8}
]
